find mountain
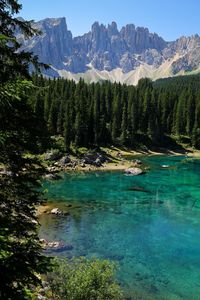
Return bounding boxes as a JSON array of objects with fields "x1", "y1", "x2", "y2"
[{"x1": 17, "y1": 17, "x2": 200, "y2": 84}]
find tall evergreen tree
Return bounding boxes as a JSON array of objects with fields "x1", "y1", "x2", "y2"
[
  {"x1": 93, "y1": 83, "x2": 101, "y2": 145},
  {"x1": 175, "y1": 92, "x2": 187, "y2": 136},
  {"x1": 0, "y1": 2, "x2": 50, "y2": 298},
  {"x1": 48, "y1": 94, "x2": 58, "y2": 135},
  {"x1": 186, "y1": 93, "x2": 195, "y2": 136}
]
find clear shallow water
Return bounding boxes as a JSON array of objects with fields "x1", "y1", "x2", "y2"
[{"x1": 40, "y1": 156, "x2": 200, "y2": 299}]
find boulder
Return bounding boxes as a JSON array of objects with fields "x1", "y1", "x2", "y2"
[
  {"x1": 71, "y1": 161, "x2": 78, "y2": 168},
  {"x1": 59, "y1": 156, "x2": 71, "y2": 166},
  {"x1": 51, "y1": 208, "x2": 62, "y2": 215},
  {"x1": 124, "y1": 167, "x2": 143, "y2": 175},
  {"x1": 94, "y1": 158, "x2": 102, "y2": 167},
  {"x1": 44, "y1": 173, "x2": 61, "y2": 180},
  {"x1": 37, "y1": 295, "x2": 46, "y2": 300},
  {"x1": 47, "y1": 166, "x2": 60, "y2": 172},
  {"x1": 44, "y1": 150, "x2": 62, "y2": 161},
  {"x1": 134, "y1": 159, "x2": 142, "y2": 165},
  {"x1": 82, "y1": 152, "x2": 108, "y2": 166}
]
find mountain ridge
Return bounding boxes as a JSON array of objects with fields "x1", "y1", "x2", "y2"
[{"x1": 17, "y1": 17, "x2": 200, "y2": 84}]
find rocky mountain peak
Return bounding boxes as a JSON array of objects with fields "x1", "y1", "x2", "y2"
[
  {"x1": 17, "y1": 17, "x2": 200, "y2": 84},
  {"x1": 107, "y1": 21, "x2": 119, "y2": 36},
  {"x1": 37, "y1": 17, "x2": 66, "y2": 27}
]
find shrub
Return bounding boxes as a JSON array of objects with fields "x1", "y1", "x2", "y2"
[{"x1": 44, "y1": 257, "x2": 123, "y2": 300}]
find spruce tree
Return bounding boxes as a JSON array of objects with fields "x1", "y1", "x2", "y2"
[
  {"x1": 186, "y1": 93, "x2": 195, "y2": 136},
  {"x1": 0, "y1": 1, "x2": 50, "y2": 298},
  {"x1": 93, "y1": 83, "x2": 101, "y2": 145}
]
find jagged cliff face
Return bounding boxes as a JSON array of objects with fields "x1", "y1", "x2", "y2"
[{"x1": 16, "y1": 17, "x2": 200, "y2": 84}]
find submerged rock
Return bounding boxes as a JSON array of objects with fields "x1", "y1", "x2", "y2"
[
  {"x1": 124, "y1": 167, "x2": 143, "y2": 175},
  {"x1": 160, "y1": 164, "x2": 176, "y2": 170},
  {"x1": 40, "y1": 239, "x2": 73, "y2": 252},
  {"x1": 138, "y1": 200, "x2": 164, "y2": 205},
  {"x1": 128, "y1": 186, "x2": 149, "y2": 193},
  {"x1": 50, "y1": 208, "x2": 69, "y2": 216}
]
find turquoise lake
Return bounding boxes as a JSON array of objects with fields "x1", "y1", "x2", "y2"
[{"x1": 39, "y1": 155, "x2": 200, "y2": 299}]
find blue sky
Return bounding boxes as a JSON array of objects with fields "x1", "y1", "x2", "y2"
[{"x1": 19, "y1": 0, "x2": 200, "y2": 41}]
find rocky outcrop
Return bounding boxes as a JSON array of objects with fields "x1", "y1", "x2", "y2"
[
  {"x1": 44, "y1": 150, "x2": 62, "y2": 161},
  {"x1": 16, "y1": 18, "x2": 200, "y2": 84},
  {"x1": 58, "y1": 156, "x2": 71, "y2": 166},
  {"x1": 81, "y1": 152, "x2": 109, "y2": 167},
  {"x1": 19, "y1": 18, "x2": 73, "y2": 71}
]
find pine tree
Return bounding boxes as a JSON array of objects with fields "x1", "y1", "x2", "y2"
[
  {"x1": 175, "y1": 92, "x2": 187, "y2": 136},
  {"x1": 57, "y1": 98, "x2": 65, "y2": 134},
  {"x1": 48, "y1": 95, "x2": 58, "y2": 135},
  {"x1": 111, "y1": 94, "x2": 121, "y2": 141},
  {"x1": 142, "y1": 89, "x2": 151, "y2": 133},
  {"x1": 93, "y1": 83, "x2": 101, "y2": 145},
  {"x1": 186, "y1": 93, "x2": 195, "y2": 136},
  {"x1": 64, "y1": 97, "x2": 74, "y2": 150},
  {"x1": 121, "y1": 102, "x2": 128, "y2": 144},
  {"x1": 44, "y1": 90, "x2": 52, "y2": 122},
  {"x1": 34, "y1": 91, "x2": 44, "y2": 119}
]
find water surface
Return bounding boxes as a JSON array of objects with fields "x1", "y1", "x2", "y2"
[{"x1": 40, "y1": 155, "x2": 200, "y2": 299}]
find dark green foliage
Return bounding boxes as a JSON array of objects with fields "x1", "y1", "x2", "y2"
[
  {"x1": 0, "y1": 1, "x2": 50, "y2": 299},
  {"x1": 31, "y1": 74, "x2": 200, "y2": 150},
  {"x1": 0, "y1": 80, "x2": 50, "y2": 300},
  {"x1": 154, "y1": 74, "x2": 200, "y2": 92},
  {"x1": 44, "y1": 257, "x2": 123, "y2": 300}
]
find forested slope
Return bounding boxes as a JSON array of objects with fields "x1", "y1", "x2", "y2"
[{"x1": 31, "y1": 75, "x2": 200, "y2": 150}]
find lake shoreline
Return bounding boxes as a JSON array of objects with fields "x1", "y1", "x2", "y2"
[
  {"x1": 37, "y1": 147, "x2": 200, "y2": 215},
  {"x1": 58, "y1": 147, "x2": 200, "y2": 172}
]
